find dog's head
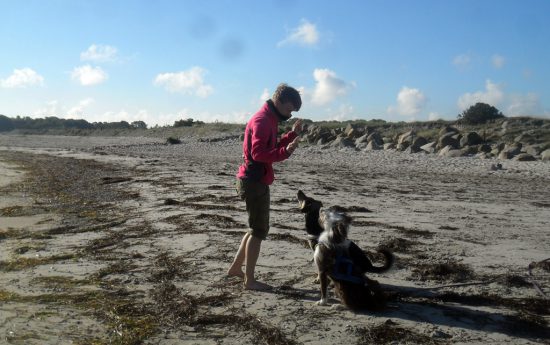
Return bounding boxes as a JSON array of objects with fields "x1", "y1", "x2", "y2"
[
  {"x1": 297, "y1": 190, "x2": 323, "y2": 214},
  {"x1": 319, "y1": 207, "x2": 352, "y2": 245}
]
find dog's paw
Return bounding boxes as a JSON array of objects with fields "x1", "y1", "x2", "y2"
[
  {"x1": 330, "y1": 304, "x2": 346, "y2": 311},
  {"x1": 316, "y1": 299, "x2": 329, "y2": 306},
  {"x1": 312, "y1": 276, "x2": 320, "y2": 284}
]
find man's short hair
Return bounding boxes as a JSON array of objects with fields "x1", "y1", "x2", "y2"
[{"x1": 272, "y1": 83, "x2": 302, "y2": 111}]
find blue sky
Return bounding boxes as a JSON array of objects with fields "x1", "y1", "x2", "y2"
[{"x1": 1, "y1": 0, "x2": 549, "y2": 126}]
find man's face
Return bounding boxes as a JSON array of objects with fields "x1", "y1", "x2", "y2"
[{"x1": 279, "y1": 101, "x2": 297, "y2": 119}]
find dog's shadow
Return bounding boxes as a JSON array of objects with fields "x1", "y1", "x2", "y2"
[
  {"x1": 374, "y1": 283, "x2": 549, "y2": 341},
  {"x1": 272, "y1": 283, "x2": 548, "y2": 340}
]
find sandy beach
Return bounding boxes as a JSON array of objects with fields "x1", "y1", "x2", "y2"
[{"x1": 1, "y1": 133, "x2": 549, "y2": 344}]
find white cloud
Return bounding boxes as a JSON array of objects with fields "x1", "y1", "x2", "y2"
[
  {"x1": 328, "y1": 104, "x2": 355, "y2": 121},
  {"x1": 1, "y1": 68, "x2": 44, "y2": 88},
  {"x1": 154, "y1": 67, "x2": 213, "y2": 98},
  {"x1": 387, "y1": 86, "x2": 427, "y2": 116},
  {"x1": 80, "y1": 44, "x2": 118, "y2": 62},
  {"x1": 311, "y1": 68, "x2": 352, "y2": 106},
  {"x1": 71, "y1": 65, "x2": 108, "y2": 86},
  {"x1": 278, "y1": 19, "x2": 319, "y2": 47},
  {"x1": 492, "y1": 54, "x2": 505, "y2": 69},
  {"x1": 452, "y1": 54, "x2": 471, "y2": 68},
  {"x1": 428, "y1": 112, "x2": 441, "y2": 121},
  {"x1": 67, "y1": 98, "x2": 94, "y2": 118},
  {"x1": 507, "y1": 93, "x2": 540, "y2": 116},
  {"x1": 457, "y1": 79, "x2": 504, "y2": 110},
  {"x1": 259, "y1": 88, "x2": 270, "y2": 103},
  {"x1": 33, "y1": 100, "x2": 59, "y2": 116}
]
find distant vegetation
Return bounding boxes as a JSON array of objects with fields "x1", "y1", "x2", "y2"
[
  {"x1": 0, "y1": 115, "x2": 148, "y2": 132},
  {"x1": 458, "y1": 102, "x2": 505, "y2": 124}
]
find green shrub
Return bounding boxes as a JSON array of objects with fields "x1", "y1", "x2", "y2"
[{"x1": 458, "y1": 103, "x2": 505, "y2": 124}]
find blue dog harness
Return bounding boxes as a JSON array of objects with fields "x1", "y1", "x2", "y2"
[{"x1": 332, "y1": 254, "x2": 365, "y2": 285}]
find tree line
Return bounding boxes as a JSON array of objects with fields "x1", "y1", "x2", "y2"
[
  {"x1": 0, "y1": 115, "x2": 207, "y2": 132},
  {"x1": 0, "y1": 103, "x2": 505, "y2": 132}
]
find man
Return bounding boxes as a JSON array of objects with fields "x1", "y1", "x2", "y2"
[{"x1": 227, "y1": 83, "x2": 303, "y2": 290}]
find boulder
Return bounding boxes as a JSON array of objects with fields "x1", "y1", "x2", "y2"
[
  {"x1": 460, "y1": 132, "x2": 484, "y2": 147},
  {"x1": 498, "y1": 144, "x2": 522, "y2": 159},
  {"x1": 513, "y1": 153, "x2": 537, "y2": 161},
  {"x1": 475, "y1": 152, "x2": 491, "y2": 159},
  {"x1": 398, "y1": 130, "x2": 415, "y2": 145},
  {"x1": 396, "y1": 142, "x2": 410, "y2": 151},
  {"x1": 439, "y1": 126, "x2": 459, "y2": 137},
  {"x1": 330, "y1": 137, "x2": 355, "y2": 148},
  {"x1": 541, "y1": 149, "x2": 550, "y2": 161},
  {"x1": 523, "y1": 144, "x2": 545, "y2": 156},
  {"x1": 367, "y1": 132, "x2": 384, "y2": 146},
  {"x1": 411, "y1": 136, "x2": 428, "y2": 150},
  {"x1": 504, "y1": 143, "x2": 523, "y2": 155},
  {"x1": 365, "y1": 140, "x2": 382, "y2": 150},
  {"x1": 404, "y1": 146, "x2": 423, "y2": 154},
  {"x1": 478, "y1": 144, "x2": 492, "y2": 153},
  {"x1": 344, "y1": 124, "x2": 363, "y2": 138},
  {"x1": 461, "y1": 146, "x2": 479, "y2": 156},
  {"x1": 438, "y1": 145, "x2": 464, "y2": 157},
  {"x1": 355, "y1": 133, "x2": 370, "y2": 145},
  {"x1": 420, "y1": 141, "x2": 437, "y2": 153},
  {"x1": 437, "y1": 132, "x2": 459, "y2": 150}
]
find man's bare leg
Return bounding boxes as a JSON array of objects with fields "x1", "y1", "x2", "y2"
[
  {"x1": 244, "y1": 235, "x2": 271, "y2": 290},
  {"x1": 227, "y1": 232, "x2": 250, "y2": 278}
]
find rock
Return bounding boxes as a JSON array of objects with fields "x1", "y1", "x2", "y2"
[
  {"x1": 461, "y1": 146, "x2": 478, "y2": 156},
  {"x1": 490, "y1": 163, "x2": 503, "y2": 171},
  {"x1": 475, "y1": 152, "x2": 491, "y2": 159},
  {"x1": 404, "y1": 145, "x2": 422, "y2": 154},
  {"x1": 367, "y1": 132, "x2": 384, "y2": 146},
  {"x1": 460, "y1": 131, "x2": 483, "y2": 147},
  {"x1": 478, "y1": 144, "x2": 492, "y2": 153},
  {"x1": 166, "y1": 137, "x2": 182, "y2": 145},
  {"x1": 437, "y1": 132, "x2": 459, "y2": 150},
  {"x1": 501, "y1": 143, "x2": 523, "y2": 158},
  {"x1": 330, "y1": 137, "x2": 355, "y2": 148},
  {"x1": 365, "y1": 140, "x2": 382, "y2": 150},
  {"x1": 420, "y1": 141, "x2": 437, "y2": 153},
  {"x1": 344, "y1": 124, "x2": 363, "y2": 138},
  {"x1": 383, "y1": 143, "x2": 396, "y2": 150},
  {"x1": 397, "y1": 130, "x2": 415, "y2": 146},
  {"x1": 396, "y1": 142, "x2": 410, "y2": 151},
  {"x1": 355, "y1": 133, "x2": 370, "y2": 145},
  {"x1": 439, "y1": 145, "x2": 464, "y2": 157},
  {"x1": 541, "y1": 149, "x2": 550, "y2": 161},
  {"x1": 411, "y1": 136, "x2": 428, "y2": 150},
  {"x1": 439, "y1": 126, "x2": 459, "y2": 137},
  {"x1": 523, "y1": 144, "x2": 544, "y2": 156},
  {"x1": 513, "y1": 153, "x2": 537, "y2": 161}
]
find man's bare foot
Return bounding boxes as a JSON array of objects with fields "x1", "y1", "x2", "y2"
[
  {"x1": 227, "y1": 267, "x2": 245, "y2": 278},
  {"x1": 244, "y1": 280, "x2": 272, "y2": 291}
]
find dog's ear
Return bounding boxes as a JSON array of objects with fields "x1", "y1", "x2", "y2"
[
  {"x1": 297, "y1": 190, "x2": 306, "y2": 201},
  {"x1": 335, "y1": 223, "x2": 348, "y2": 240}
]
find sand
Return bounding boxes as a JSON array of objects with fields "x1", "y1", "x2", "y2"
[{"x1": 0, "y1": 133, "x2": 549, "y2": 344}]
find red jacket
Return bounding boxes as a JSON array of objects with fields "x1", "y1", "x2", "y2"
[{"x1": 237, "y1": 101, "x2": 298, "y2": 185}]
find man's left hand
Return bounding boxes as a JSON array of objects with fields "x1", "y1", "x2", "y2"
[{"x1": 292, "y1": 119, "x2": 304, "y2": 135}]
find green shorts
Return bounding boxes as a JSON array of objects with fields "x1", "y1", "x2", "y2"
[{"x1": 236, "y1": 178, "x2": 270, "y2": 240}]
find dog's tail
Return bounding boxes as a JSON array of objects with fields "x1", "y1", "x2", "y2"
[
  {"x1": 367, "y1": 249, "x2": 394, "y2": 273},
  {"x1": 349, "y1": 243, "x2": 394, "y2": 273}
]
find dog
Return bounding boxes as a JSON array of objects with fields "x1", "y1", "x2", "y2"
[{"x1": 297, "y1": 190, "x2": 393, "y2": 310}]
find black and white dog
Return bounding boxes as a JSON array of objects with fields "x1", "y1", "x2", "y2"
[{"x1": 297, "y1": 190, "x2": 393, "y2": 310}]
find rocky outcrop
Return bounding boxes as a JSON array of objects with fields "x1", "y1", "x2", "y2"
[{"x1": 298, "y1": 119, "x2": 549, "y2": 161}]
